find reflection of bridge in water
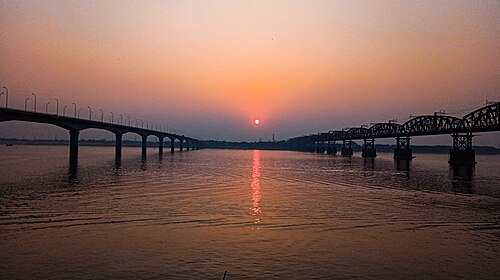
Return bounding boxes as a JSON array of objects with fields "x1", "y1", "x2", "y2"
[
  {"x1": 288, "y1": 102, "x2": 499, "y2": 165},
  {"x1": 0, "y1": 108, "x2": 200, "y2": 165}
]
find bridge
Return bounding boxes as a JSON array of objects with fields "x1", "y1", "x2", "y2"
[
  {"x1": 0, "y1": 108, "x2": 200, "y2": 165},
  {"x1": 287, "y1": 102, "x2": 499, "y2": 165}
]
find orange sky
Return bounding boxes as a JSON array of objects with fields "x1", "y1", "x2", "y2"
[{"x1": 0, "y1": 0, "x2": 499, "y2": 144}]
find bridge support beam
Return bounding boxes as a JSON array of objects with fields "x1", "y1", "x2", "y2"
[
  {"x1": 115, "y1": 133, "x2": 122, "y2": 163},
  {"x1": 180, "y1": 139, "x2": 183, "y2": 152},
  {"x1": 158, "y1": 137, "x2": 164, "y2": 156},
  {"x1": 326, "y1": 141, "x2": 337, "y2": 155},
  {"x1": 69, "y1": 129, "x2": 79, "y2": 165},
  {"x1": 186, "y1": 141, "x2": 190, "y2": 151},
  {"x1": 362, "y1": 138, "x2": 376, "y2": 157},
  {"x1": 341, "y1": 140, "x2": 353, "y2": 156},
  {"x1": 316, "y1": 141, "x2": 325, "y2": 153},
  {"x1": 449, "y1": 133, "x2": 475, "y2": 165},
  {"x1": 394, "y1": 137, "x2": 413, "y2": 160},
  {"x1": 141, "y1": 135, "x2": 147, "y2": 159}
]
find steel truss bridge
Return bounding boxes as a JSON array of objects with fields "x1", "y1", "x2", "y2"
[
  {"x1": 287, "y1": 102, "x2": 499, "y2": 165},
  {"x1": 0, "y1": 108, "x2": 200, "y2": 165}
]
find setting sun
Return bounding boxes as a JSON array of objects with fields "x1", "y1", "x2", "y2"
[{"x1": 254, "y1": 119, "x2": 261, "y2": 125}]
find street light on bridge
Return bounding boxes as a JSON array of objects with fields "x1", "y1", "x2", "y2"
[
  {"x1": 127, "y1": 116, "x2": 131, "y2": 126},
  {"x1": 99, "y1": 109, "x2": 104, "y2": 122},
  {"x1": 54, "y1": 99, "x2": 59, "y2": 115},
  {"x1": 63, "y1": 105, "x2": 68, "y2": 116},
  {"x1": 31, "y1": 93, "x2": 37, "y2": 112},
  {"x1": 119, "y1": 114, "x2": 123, "y2": 125},
  {"x1": 45, "y1": 101, "x2": 51, "y2": 114},
  {"x1": 109, "y1": 112, "x2": 114, "y2": 123},
  {"x1": 72, "y1": 103, "x2": 77, "y2": 118},
  {"x1": 24, "y1": 97, "x2": 30, "y2": 111},
  {"x1": 78, "y1": 108, "x2": 82, "y2": 118},
  {"x1": 88, "y1": 106, "x2": 92, "y2": 120},
  {"x1": 1, "y1": 86, "x2": 8, "y2": 108}
]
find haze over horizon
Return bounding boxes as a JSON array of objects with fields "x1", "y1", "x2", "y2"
[{"x1": 1, "y1": 0, "x2": 499, "y2": 145}]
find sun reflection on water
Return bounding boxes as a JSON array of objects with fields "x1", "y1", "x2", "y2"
[{"x1": 251, "y1": 150, "x2": 261, "y2": 224}]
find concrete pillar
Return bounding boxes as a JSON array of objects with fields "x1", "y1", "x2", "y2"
[
  {"x1": 394, "y1": 137, "x2": 413, "y2": 160},
  {"x1": 170, "y1": 138, "x2": 175, "y2": 153},
  {"x1": 326, "y1": 140, "x2": 337, "y2": 155},
  {"x1": 449, "y1": 133, "x2": 475, "y2": 165},
  {"x1": 69, "y1": 129, "x2": 79, "y2": 165},
  {"x1": 180, "y1": 139, "x2": 183, "y2": 152},
  {"x1": 316, "y1": 141, "x2": 325, "y2": 153},
  {"x1": 141, "y1": 135, "x2": 147, "y2": 159},
  {"x1": 158, "y1": 137, "x2": 164, "y2": 156},
  {"x1": 361, "y1": 138, "x2": 376, "y2": 157},
  {"x1": 341, "y1": 139, "x2": 353, "y2": 156},
  {"x1": 115, "y1": 133, "x2": 122, "y2": 162},
  {"x1": 186, "y1": 141, "x2": 190, "y2": 151}
]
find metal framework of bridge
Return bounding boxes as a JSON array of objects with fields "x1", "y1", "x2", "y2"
[
  {"x1": 0, "y1": 108, "x2": 200, "y2": 165},
  {"x1": 287, "y1": 102, "x2": 499, "y2": 165}
]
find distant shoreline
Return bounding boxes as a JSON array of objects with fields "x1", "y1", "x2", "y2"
[{"x1": 1, "y1": 138, "x2": 499, "y2": 155}]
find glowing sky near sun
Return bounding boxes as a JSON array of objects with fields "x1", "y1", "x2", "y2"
[{"x1": 0, "y1": 0, "x2": 499, "y2": 144}]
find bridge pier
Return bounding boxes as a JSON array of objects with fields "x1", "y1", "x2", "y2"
[
  {"x1": 170, "y1": 138, "x2": 175, "y2": 153},
  {"x1": 341, "y1": 140, "x2": 353, "y2": 156},
  {"x1": 307, "y1": 142, "x2": 315, "y2": 152},
  {"x1": 186, "y1": 141, "x2": 190, "y2": 151},
  {"x1": 362, "y1": 138, "x2": 376, "y2": 157},
  {"x1": 69, "y1": 129, "x2": 79, "y2": 165},
  {"x1": 394, "y1": 136, "x2": 413, "y2": 160},
  {"x1": 141, "y1": 135, "x2": 147, "y2": 159},
  {"x1": 180, "y1": 139, "x2": 183, "y2": 152},
  {"x1": 449, "y1": 133, "x2": 475, "y2": 165},
  {"x1": 115, "y1": 133, "x2": 122, "y2": 162},
  {"x1": 316, "y1": 141, "x2": 325, "y2": 153},
  {"x1": 326, "y1": 140, "x2": 337, "y2": 155},
  {"x1": 158, "y1": 137, "x2": 164, "y2": 156}
]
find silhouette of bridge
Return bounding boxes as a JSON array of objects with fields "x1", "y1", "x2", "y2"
[
  {"x1": 0, "y1": 108, "x2": 200, "y2": 165},
  {"x1": 288, "y1": 102, "x2": 499, "y2": 165}
]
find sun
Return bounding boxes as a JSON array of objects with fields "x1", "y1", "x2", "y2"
[{"x1": 254, "y1": 118, "x2": 261, "y2": 125}]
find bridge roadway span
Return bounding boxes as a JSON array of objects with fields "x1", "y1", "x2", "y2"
[
  {"x1": 287, "y1": 102, "x2": 499, "y2": 165},
  {"x1": 0, "y1": 108, "x2": 200, "y2": 164}
]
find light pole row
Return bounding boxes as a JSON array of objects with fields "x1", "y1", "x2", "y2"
[{"x1": 2, "y1": 86, "x2": 184, "y2": 135}]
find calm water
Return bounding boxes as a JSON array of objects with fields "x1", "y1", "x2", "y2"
[{"x1": 0, "y1": 146, "x2": 499, "y2": 279}]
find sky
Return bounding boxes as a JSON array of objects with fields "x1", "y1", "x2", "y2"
[{"x1": 0, "y1": 0, "x2": 499, "y2": 145}]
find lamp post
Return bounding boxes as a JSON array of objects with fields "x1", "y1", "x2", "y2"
[
  {"x1": 54, "y1": 99, "x2": 59, "y2": 115},
  {"x1": 63, "y1": 105, "x2": 68, "y2": 116},
  {"x1": 72, "y1": 103, "x2": 77, "y2": 118},
  {"x1": 141, "y1": 120, "x2": 144, "y2": 129},
  {"x1": 119, "y1": 114, "x2": 123, "y2": 125},
  {"x1": 24, "y1": 97, "x2": 30, "y2": 111},
  {"x1": 31, "y1": 93, "x2": 37, "y2": 112},
  {"x1": 100, "y1": 109, "x2": 104, "y2": 122},
  {"x1": 78, "y1": 108, "x2": 82, "y2": 118},
  {"x1": 45, "y1": 101, "x2": 51, "y2": 113},
  {"x1": 135, "y1": 118, "x2": 138, "y2": 127},
  {"x1": 87, "y1": 106, "x2": 92, "y2": 120},
  {"x1": 145, "y1": 121, "x2": 148, "y2": 130},
  {"x1": 1, "y1": 86, "x2": 8, "y2": 108},
  {"x1": 127, "y1": 116, "x2": 131, "y2": 126},
  {"x1": 110, "y1": 112, "x2": 114, "y2": 123}
]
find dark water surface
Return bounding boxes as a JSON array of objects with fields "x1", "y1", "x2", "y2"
[{"x1": 0, "y1": 146, "x2": 499, "y2": 279}]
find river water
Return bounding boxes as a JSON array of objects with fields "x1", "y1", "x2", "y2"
[{"x1": 0, "y1": 146, "x2": 499, "y2": 279}]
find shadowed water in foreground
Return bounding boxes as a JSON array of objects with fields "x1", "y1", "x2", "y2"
[{"x1": 0, "y1": 146, "x2": 499, "y2": 279}]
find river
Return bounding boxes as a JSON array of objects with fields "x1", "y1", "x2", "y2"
[{"x1": 0, "y1": 146, "x2": 499, "y2": 279}]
